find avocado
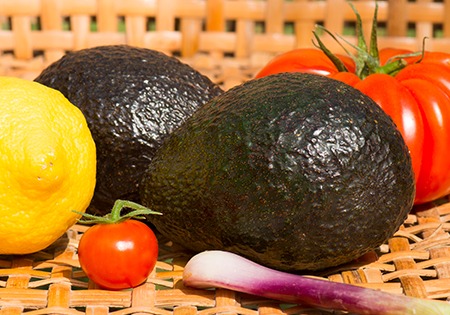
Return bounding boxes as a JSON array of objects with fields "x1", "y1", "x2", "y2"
[
  {"x1": 140, "y1": 72, "x2": 415, "y2": 271},
  {"x1": 34, "y1": 45, "x2": 223, "y2": 213}
]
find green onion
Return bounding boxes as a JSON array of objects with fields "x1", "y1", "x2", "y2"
[{"x1": 183, "y1": 250, "x2": 450, "y2": 315}]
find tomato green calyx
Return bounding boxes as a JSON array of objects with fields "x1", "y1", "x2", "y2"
[
  {"x1": 74, "y1": 199, "x2": 162, "y2": 225},
  {"x1": 376, "y1": 58, "x2": 408, "y2": 75},
  {"x1": 312, "y1": 1, "x2": 412, "y2": 79}
]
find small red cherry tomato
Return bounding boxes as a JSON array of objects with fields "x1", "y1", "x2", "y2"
[{"x1": 78, "y1": 219, "x2": 158, "y2": 290}]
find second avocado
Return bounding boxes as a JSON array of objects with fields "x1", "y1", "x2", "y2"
[
  {"x1": 35, "y1": 45, "x2": 223, "y2": 213},
  {"x1": 140, "y1": 72, "x2": 415, "y2": 271}
]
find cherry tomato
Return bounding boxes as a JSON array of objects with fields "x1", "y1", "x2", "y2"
[
  {"x1": 76, "y1": 200, "x2": 160, "y2": 290},
  {"x1": 78, "y1": 219, "x2": 158, "y2": 290}
]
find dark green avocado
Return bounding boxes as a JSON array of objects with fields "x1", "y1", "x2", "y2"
[
  {"x1": 140, "y1": 72, "x2": 415, "y2": 271},
  {"x1": 34, "y1": 45, "x2": 223, "y2": 213}
]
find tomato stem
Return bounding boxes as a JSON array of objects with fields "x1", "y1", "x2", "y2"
[
  {"x1": 374, "y1": 59, "x2": 408, "y2": 75},
  {"x1": 311, "y1": 1, "x2": 417, "y2": 79},
  {"x1": 73, "y1": 199, "x2": 161, "y2": 225},
  {"x1": 367, "y1": 1, "x2": 380, "y2": 64},
  {"x1": 312, "y1": 28, "x2": 350, "y2": 72}
]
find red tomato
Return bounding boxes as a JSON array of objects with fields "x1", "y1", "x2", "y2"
[
  {"x1": 353, "y1": 61, "x2": 450, "y2": 203},
  {"x1": 379, "y1": 48, "x2": 450, "y2": 68},
  {"x1": 255, "y1": 48, "x2": 355, "y2": 78},
  {"x1": 351, "y1": 74, "x2": 425, "y2": 188},
  {"x1": 328, "y1": 71, "x2": 361, "y2": 86},
  {"x1": 256, "y1": 47, "x2": 450, "y2": 204},
  {"x1": 78, "y1": 219, "x2": 158, "y2": 290},
  {"x1": 397, "y1": 78, "x2": 450, "y2": 202}
]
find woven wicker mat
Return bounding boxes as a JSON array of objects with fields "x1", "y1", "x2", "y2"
[
  {"x1": 0, "y1": 198, "x2": 449, "y2": 315},
  {"x1": 1, "y1": 0, "x2": 450, "y2": 313}
]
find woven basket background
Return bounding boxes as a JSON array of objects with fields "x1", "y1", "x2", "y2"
[
  {"x1": 1, "y1": 0, "x2": 450, "y2": 314},
  {"x1": 2, "y1": 0, "x2": 450, "y2": 87}
]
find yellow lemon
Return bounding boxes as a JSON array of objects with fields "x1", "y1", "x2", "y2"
[{"x1": 0, "y1": 77, "x2": 96, "y2": 254}]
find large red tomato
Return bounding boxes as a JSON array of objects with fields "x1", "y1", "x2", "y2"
[
  {"x1": 255, "y1": 48, "x2": 356, "y2": 77},
  {"x1": 255, "y1": 48, "x2": 450, "y2": 204}
]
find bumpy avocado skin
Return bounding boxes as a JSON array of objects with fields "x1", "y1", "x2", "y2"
[
  {"x1": 140, "y1": 72, "x2": 415, "y2": 271},
  {"x1": 35, "y1": 45, "x2": 223, "y2": 213}
]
